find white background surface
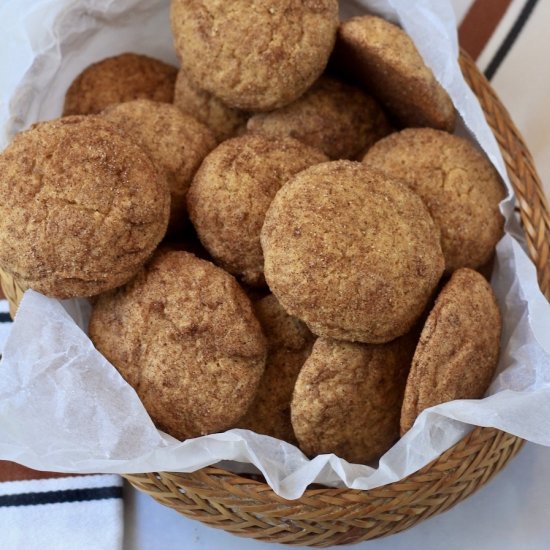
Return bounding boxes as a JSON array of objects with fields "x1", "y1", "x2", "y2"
[{"x1": 1, "y1": 0, "x2": 549, "y2": 548}]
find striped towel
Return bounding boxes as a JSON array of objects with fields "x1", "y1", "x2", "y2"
[{"x1": 0, "y1": 299, "x2": 124, "y2": 550}]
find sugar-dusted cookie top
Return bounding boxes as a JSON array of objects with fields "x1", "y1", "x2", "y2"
[
  {"x1": 0, "y1": 116, "x2": 170, "y2": 298},
  {"x1": 89, "y1": 250, "x2": 267, "y2": 440},
  {"x1": 363, "y1": 128, "x2": 505, "y2": 272},
  {"x1": 188, "y1": 134, "x2": 327, "y2": 286},
  {"x1": 63, "y1": 53, "x2": 177, "y2": 115},
  {"x1": 261, "y1": 160, "x2": 444, "y2": 343},
  {"x1": 170, "y1": 0, "x2": 339, "y2": 111},
  {"x1": 103, "y1": 99, "x2": 216, "y2": 233},
  {"x1": 291, "y1": 335, "x2": 414, "y2": 464},
  {"x1": 247, "y1": 76, "x2": 392, "y2": 160},
  {"x1": 400, "y1": 268, "x2": 502, "y2": 435},
  {"x1": 336, "y1": 15, "x2": 456, "y2": 131}
]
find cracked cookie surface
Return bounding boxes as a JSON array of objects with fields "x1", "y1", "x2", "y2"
[
  {"x1": 291, "y1": 335, "x2": 414, "y2": 464},
  {"x1": 363, "y1": 128, "x2": 505, "y2": 272},
  {"x1": 102, "y1": 99, "x2": 216, "y2": 234},
  {"x1": 170, "y1": 0, "x2": 339, "y2": 111},
  {"x1": 187, "y1": 134, "x2": 327, "y2": 286},
  {"x1": 261, "y1": 160, "x2": 445, "y2": 343},
  {"x1": 400, "y1": 268, "x2": 502, "y2": 435},
  {"x1": 0, "y1": 116, "x2": 170, "y2": 298},
  {"x1": 63, "y1": 53, "x2": 177, "y2": 116},
  {"x1": 89, "y1": 249, "x2": 267, "y2": 440},
  {"x1": 247, "y1": 76, "x2": 392, "y2": 160}
]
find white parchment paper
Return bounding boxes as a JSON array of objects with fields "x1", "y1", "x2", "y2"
[{"x1": 0, "y1": 0, "x2": 549, "y2": 500}]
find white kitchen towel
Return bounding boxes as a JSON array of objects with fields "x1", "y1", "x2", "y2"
[
  {"x1": 0, "y1": 300, "x2": 11, "y2": 356},
  {"x1": 0, "y1": 303, "x2": 124, "y2": 550},
  {"x1": 0, "y1": 474, "x2": 123, "y2": 550}
]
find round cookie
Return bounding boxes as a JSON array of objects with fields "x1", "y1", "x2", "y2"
[
  {"x1": 291, "y1": 335, "x2": 414, "y2": 464},
  {"x1": 336, "y1": 15, "x2": 456, "y2": 131},
  {"x1": 102, "y1": 99, "x2": 216, "y2": 233},
  {"x1": 400, "y1": 268, "x2": 501, "y2": 435},
  {"x1": 261, "y1": 161, "x2": 445, "y2": 343},
  {"x1": 247, "y1": 76, "x2": 392, "y2": 160},
  {"x1": 170, "y1": 0, "x2": 339, "y2": 111},
  {"x1": 63, "y1": 53, "x2": 177, "y2": 116},
  {"x1": 174, "y1": 70, "x2": 248, "y2": 142},
  {"x1": 89, "y1": 250, "x2": 267, "y2": 440},
  {"x1": 187, "y1": 134, "x2": 328, "y2": 286},
  {"x1": 363, "y1": 128, "x2": 505, "y2": 272},
  {"x1": 0, "y1": 116, "x2": 170, "y2": 298},
  {"x1": 238, "y1": 294, "x2": 314, "y2": 443}
]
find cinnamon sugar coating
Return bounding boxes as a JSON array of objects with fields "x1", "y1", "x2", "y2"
[
  {"x1": 63, "y1": 53, "x2": 177, "y2": 116},
  {"x1": 89, "y1": 250, "x2": 267, "y2": 440},
  {"x1": 0, "y1": 116, "x2": 170, "y2": 298}
]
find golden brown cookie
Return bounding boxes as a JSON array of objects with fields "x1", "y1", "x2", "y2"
[
  {"x1": 261, "y1": 160, "x2": 444, "y2": 343},
  {"x1": 291, "y1": 335, "x2": 414, "y2": 464},
  {"x1": 170, "y1": 0, "x2": 339, "y2": 111},
  {"x1": 238, "y1": 294, "x2": 314, "y2": 442},
  {"x1": 247, "y1": 76, "x2": 391, "y2": 160},
  {"x1": 89, "y1": 250, "x2": 267, "y2": 440},
  {"x1": 335, "y1": 15, "x2": 456, "y2": 131},
  {"x1": 187, "y1": 134, "x2": 328, "y2": 286},
  {"x1": 363, "y1": 128, "x2": 505, "y2": 272},
  {"x1": 0, "y1": 116, "x2": 170, "y2": 298},
  {"x1": 400, "y1": 268, "x2": 502, "y2": 435},
  {"x1": 63, "y1": 53, "x2": 177, "y2": 116},
  {"x1": 174, "y1": 70, "x2": 248, "y2": 142},
  {"x1": 102, "y1": 99, "x2": 216, "y2": 233}
]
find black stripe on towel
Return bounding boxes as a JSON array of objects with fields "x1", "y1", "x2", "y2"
[
  {"x1": 0, "y1": 312, "x2": 11, "y2": 323},
  {"x1": 484, "y1": 0, "x2": 540, "y2": 80},
  {"x1": 0, "y1": 486, "x2": 123, "y2": 507}
]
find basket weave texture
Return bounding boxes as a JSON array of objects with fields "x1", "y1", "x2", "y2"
[{"x1": 1, "y1": 52, "x2": 549, "y2": 546}]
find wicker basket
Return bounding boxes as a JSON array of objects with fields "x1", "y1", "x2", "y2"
[{"x1": 1, "y1": 51, "x2": 549, "y2": 546}]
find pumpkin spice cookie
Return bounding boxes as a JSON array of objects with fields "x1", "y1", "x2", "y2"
[
  {"x1": 238, "y1": 294, "x2": 314, "y2": 443},
  {"x1": 261, "y1": 161, "x2": 445, "y2": 343},
  {"x1": 336, "y1": 15, "x2": 456, "y2": 131},
  {"x1": 89, "y1": 250, "x2": 267, "y2": 440},
  {"x1": 0, "y1": 116, "x2": 170, "y2": 298},
  {"x1": 291, "y1": 335, "x2": 414, "y2": 464},
  {"x1": 102, "y1": 99, "x2": 216, "y2": 233},
  {"x1": 247, "y1": 76, "x2": 392, "y2": 160},
  {"x1": 174, "y1": 70, "x2": 248, "y2": 142},
  {"x1": 363, "y1": 128, "x2": 505, "y2": 272},
  {"x1": 63, "y1": 53, "x2": 177, "y2": 116},
  {"x1": 170, "y1": 0, "x2": 339, "y2": 111},
  {"x1": 187, "y1": 134, "x2": 328, "y2": 286},
  {"x1": 400, "y1": 268, "x2": 502, "y2": 435}
]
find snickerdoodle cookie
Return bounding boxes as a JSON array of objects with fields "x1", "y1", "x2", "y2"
[
  {"x1": 336, "y1": 16, "x2": 456, "y2": 131},
  {"x1": 247, "y1": 76, "x2": 392, "y2": 159},
  {"x1": 187, "y1": 134, "x2": 328, "y2": 286},
  {"x1": 261, "y1": 161, "x2": 444, "y2": 343},
  {"x1": 291, "y1": 335, "x2": 414, "y2": 463},
  {"x1": 102, "y1": 99, "x2": 216, "y2": 233},
  {"x1": 0, "y1": 116, "x2": 170, "y2": 298},
  {"x1": 400, "y1": 268, "x2": 501, "y2": 435},
  {"x1": 89, "y1": 250, "x2": 267, "y2": 440},
  {"x1": 170, "y1": 0, "x2": 339, "y2": 111},
  {"x1": 238, "y1": 294, "x2": 314, "y2": 443},
  {"x1": 174, "y1": 70, "x2": 248, "y2": 142},
  {"x1": 63, "y1": 53, "x2": 177, "y2": 116},
  {"x1": 363, "y1": 128, "x2": 505, "y2": 272}
]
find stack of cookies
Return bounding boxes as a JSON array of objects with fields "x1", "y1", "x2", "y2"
[{"x1": 0, "y1": 2, "x2": 505, "y2": 465}]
